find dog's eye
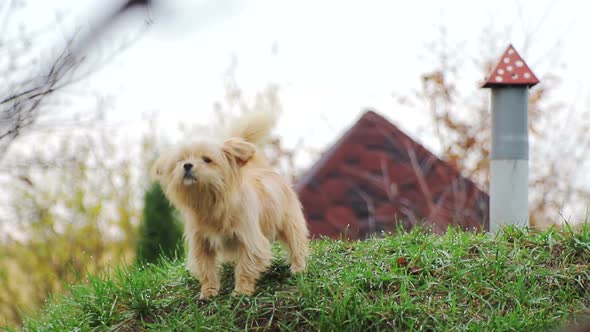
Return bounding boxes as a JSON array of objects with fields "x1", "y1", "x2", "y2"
[{"x1": 202, "y1": 156, "x2": 212, "y2": 164}]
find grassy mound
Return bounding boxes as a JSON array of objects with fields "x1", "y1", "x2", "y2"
[{"x1": 17, "y1": 226, "x2": 590, "y2": 331}]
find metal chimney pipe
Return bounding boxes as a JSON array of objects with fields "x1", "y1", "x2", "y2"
[{"x1": 482, "y1": 44, "x2": 539, "y2": 233}]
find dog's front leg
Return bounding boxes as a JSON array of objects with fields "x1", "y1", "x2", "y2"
[
  {"x1": 233, "y1": 230, "x2": 272, "y2": 296},
  {"x1": 187, "y1": 235, "x2": 220, "y2": 300}
]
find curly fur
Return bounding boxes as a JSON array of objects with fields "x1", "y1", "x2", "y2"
[{"x1": 152, "y1": 110, "x2": 309, "y2": 299}]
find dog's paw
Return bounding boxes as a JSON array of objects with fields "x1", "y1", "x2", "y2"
[
  {"x1": 231, "y1": 290, "x2": 253, "y2": 297},
  {"x1": 199, "y1": 287, "x2": 219, "y2": 300},
  {"x1": 290, "y1": 263, "x2": 306, "y2": 273},
  {"x1": 232, "y1": 286, "x2": 255, "y2": 297}
]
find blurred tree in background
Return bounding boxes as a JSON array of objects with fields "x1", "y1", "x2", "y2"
[
  {"x1": 0, "y1": 0, "x2": 150, "y2": 326},
  {"x1": 402, "y1": 25, "x2": 590, "y2": 228},
  {"x1": 0, "y1": 125, "x2": 146, "y2": 325},
  {"x1": 0, "y1": 0, "x2": 150, "y2": 159},
  {"x1": 136, "y1": 182, "x2": 183, "y2": 265}
]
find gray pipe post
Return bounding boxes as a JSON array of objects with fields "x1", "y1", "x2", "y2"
[{"x1": 482, "y1": 44, "x2": 539, "y2": 233}]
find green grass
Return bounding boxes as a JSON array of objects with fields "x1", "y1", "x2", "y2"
[{"x1": 13, "y1": 225, "x2": 590, "y2": 331}]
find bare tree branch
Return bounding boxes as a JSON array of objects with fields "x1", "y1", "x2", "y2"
[{"x1": 0, "y1": 0, "x2": 151, "y2": 160}]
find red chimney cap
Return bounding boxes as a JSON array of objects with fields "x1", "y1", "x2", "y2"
[{"x1": 482, "y1": 44, "x2": 539, "y2": 88}]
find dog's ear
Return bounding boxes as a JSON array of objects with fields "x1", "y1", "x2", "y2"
[{"x1": 223, "y1": 138, "x2": 256, "y2": 166}]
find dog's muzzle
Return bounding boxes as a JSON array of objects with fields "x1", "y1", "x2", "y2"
[{"x1": 183, "y1": 163, "x2": 196, "y2": 186}]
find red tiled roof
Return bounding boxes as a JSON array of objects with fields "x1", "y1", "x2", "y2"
[{"x1": 296, "y1": 110, "x2": 489, "y2": 240}]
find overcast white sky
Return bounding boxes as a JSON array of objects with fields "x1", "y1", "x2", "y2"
[
  {"x1": 1, "y1": 0, "x2": 590, "y2": 227},
  {"x1": 8, "y1": 0, "x2": 590, "y2": 166}
]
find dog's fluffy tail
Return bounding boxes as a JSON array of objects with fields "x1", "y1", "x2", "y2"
[{"x1": 228, "y1": 110, "x2": 278, "y2": 145}]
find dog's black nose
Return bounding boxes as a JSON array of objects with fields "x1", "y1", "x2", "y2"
[{"x1": 183, "y1": 163, "x2": 193, "y2": 172}]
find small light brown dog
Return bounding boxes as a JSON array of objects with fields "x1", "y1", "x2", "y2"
[{"x1": 151, "y1": 111, "x2": 309, "y2": 299}]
